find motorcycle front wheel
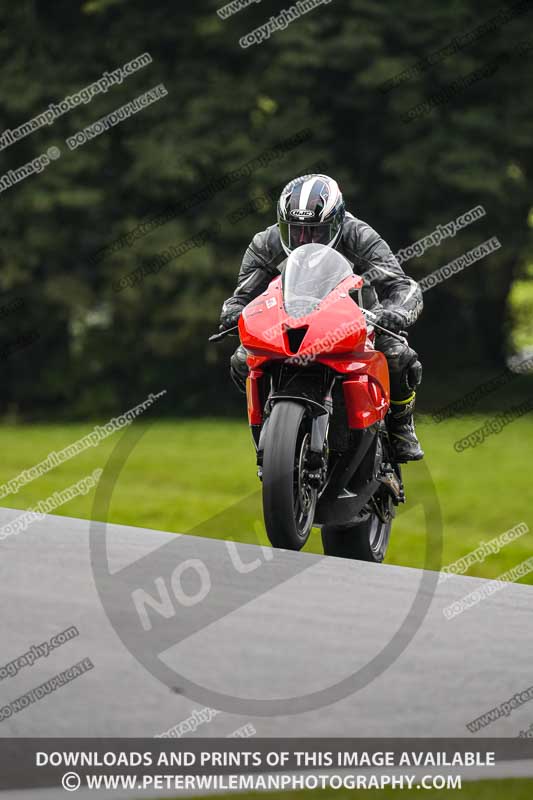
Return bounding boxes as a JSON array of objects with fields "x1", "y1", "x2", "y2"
[{"x1": 262, "y1": 400, "x2": 317, "y2": 550}]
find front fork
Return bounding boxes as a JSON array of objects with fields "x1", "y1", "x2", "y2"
[
  {"x1": 254, "y1": 392, "x2": 333, "y2": 490},
  {"x1": 305, "y1": 410, "x2": 330, "y2": 488}
]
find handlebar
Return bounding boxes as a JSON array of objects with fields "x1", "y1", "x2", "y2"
[
  {"x1": 208, "y1": 325, "x2": 238, "y2": 342},
  {"x1": 209, "y1": 308, "x2": 407, "y2": 345}
]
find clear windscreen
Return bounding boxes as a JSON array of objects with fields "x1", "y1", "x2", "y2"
[{"x1": 281, "y1": 243, "x2": 353, "y2": 319}]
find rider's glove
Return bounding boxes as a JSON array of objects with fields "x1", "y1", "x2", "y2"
[
  {"x1": 374, "y1": 307, "x2": 408, "y2": 333},
  {"x1": 219, "y1": 304, "x2": 243, "y2": 333}
]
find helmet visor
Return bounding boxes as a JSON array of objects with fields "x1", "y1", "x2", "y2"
[{"x1": 279, "y1": 221, "x2": 334, "y2": 251}]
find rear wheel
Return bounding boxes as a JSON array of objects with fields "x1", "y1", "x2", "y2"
[
  {"x1": 321, "y1": 494, "x2": 394, "y2": 562},
  {"x1": 262, "y1": 401, "x2": 317, "y2": 550}
]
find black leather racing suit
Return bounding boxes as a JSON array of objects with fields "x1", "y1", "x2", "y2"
[{"x1": 221, "y1": 213, "x2": 423, "y2": 401}]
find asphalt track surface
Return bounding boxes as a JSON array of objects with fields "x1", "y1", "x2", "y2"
[{"x1": 1, "y1": 508, "x2": 533, "y2": 796}]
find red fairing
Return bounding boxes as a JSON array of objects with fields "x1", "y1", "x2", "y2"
[
  {"x1": 239, "y1": 273, "x2": 390, "y2": 429},
  {"x1": 240, "y1": 274, "x2": 366, "y2": 359},
  {"x1": 342, "y1": 359, "x2": 390, "y2": 428}
]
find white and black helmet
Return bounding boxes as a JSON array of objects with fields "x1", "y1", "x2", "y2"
[{"x1": 277, "y1": 174, "x2": 345, "y2": 255}]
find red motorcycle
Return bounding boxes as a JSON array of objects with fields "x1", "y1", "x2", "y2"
[{"x1": 212, "y1": 243, "x2": 405, "y2": 561}]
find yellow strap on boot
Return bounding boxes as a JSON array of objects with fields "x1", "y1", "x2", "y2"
[{"x1": 390, "y1": 391, "x2": 416, "y2": 406}]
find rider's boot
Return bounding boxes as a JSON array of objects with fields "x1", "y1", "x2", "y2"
[{"x1": 387, "y1": 392, "x2": 424, "y2": 462}]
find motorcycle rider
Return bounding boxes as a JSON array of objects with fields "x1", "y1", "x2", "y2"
[{"x1": 219, "y1": 174, "x2": 424, "y2": 462}]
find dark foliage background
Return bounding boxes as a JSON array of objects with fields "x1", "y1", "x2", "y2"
[{"x1": 0, "y1": 0, "x2": 531, "y2": 418}]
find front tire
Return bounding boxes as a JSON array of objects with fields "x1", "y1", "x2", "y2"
[{"x1": 262, "y1": 401, "x2": 317, "y2": 550}]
